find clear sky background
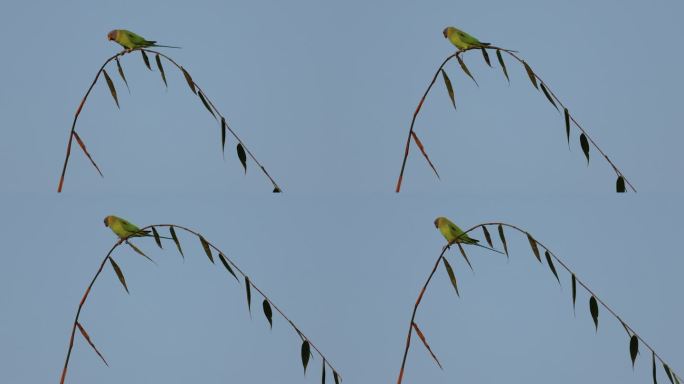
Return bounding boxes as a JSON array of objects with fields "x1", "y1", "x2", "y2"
[{"x1": 0, "y1": 0, "x2": 682, "y2": 383}]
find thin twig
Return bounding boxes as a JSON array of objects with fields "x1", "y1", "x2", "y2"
[
  {"x1": 59, "y1": 223, "x2": 338, "y2": 383},
  {"x1": 395, "y1": 46, "x2": 635, "y2": 192},
  {"x1": 396, "y1": 221, "x2": 676, "y2": 382},
  {"x1": 57, "y1": 48, "x2": 282, "y2": 193}
]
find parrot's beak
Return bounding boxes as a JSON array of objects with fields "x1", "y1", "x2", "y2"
[
  {"x1": 103, "y1": 218, "x2": 109, "y2": 227},
  {"x1": 433, "y1": 219, "x2": 439, "y2": 228},
  {"x1": 442, "y1": 28, "x2": 448, "y2": 38}
]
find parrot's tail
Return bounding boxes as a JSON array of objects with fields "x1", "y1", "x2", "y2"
[
  {"x1": 480, "y1": 42, "x2": 491, "y2": 46},
  {"x1": 153, "y1": 44, "x2": 181, "y2": 49},
  {"x1": 472, "y1": 242, "x2": 505, "y2": 255}
]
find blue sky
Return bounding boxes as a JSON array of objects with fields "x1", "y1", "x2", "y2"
[{"x1": 0, "y1": 0, "x2": 682, "y2": 383}]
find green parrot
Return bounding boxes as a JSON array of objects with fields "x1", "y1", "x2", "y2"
[
  {"x1": 107, "y1": 29, "x2": 180, "y2": 50},
  {"x1": 104, "y1": 215, "x2": 150, "y2": 240},
  {"x1": 434, "y1": 216, "x2": 479, "y2": 245},
  {"x1": 443, "y1": 26, "x2": 490, "y2": 51}
]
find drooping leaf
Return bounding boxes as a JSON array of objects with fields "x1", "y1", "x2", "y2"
[
  {"x1": 540, "y1": 82, "x2": 559, "y2": 111},
  {"x1": 72, "y1": 131, "x2": 103, "y2": 177},
  {"x1": 497, "y1": 224, "x2": 509, "y2": 257},
  {"x1": 221, "y1": 117, "x2": 227, "y2": 156},
  {"x1": 616, "y1": 176, "x2": 626, "y2": 193},
  {"x1": 580, "y1": 133, "x2": 590, "y2": 165},
  {"x1": 589, "y1": 296, "x2": 599, "y2": 331},
  {"x1": 411, "y1": 322, "x2": 443, "y2": 369},
  {"x1": 321, "y1": 359, "x2": 326, "y2": 384},
  {"x1": 245, "y1": 276, "x2": 252, "y2": 313},
  {"x1": 630, "y1": 335, "x2": 639, "y2": 367},
  {"x1": 457, "y1": 243, "x2": 473, "y2": 272},
  {"x1": 141, "y1": 50, "x2": 151, "y2": 70},
  {"x1": 440, "y1": 69, "x2": 456, "y2": 110},
  {"x1": 481, "y1": 48, "x2": 491, "y2": 67},
  {"x1": 180, "y1": 66, "x2": 196, "y2": 94},
  {"x1": 273, "y1": 187, "x2": 282, "y2": 193},
  {"x1": 109, "y1": 257, "x2": 129, "y2": 294},
  {"x1": 102, "y1": 69, "x2": 119, "y2": 109},
  {"x1": 527, "y1": 233, "x2": 541, "y2": 262},
  {"x1": 198, "y1": 90, "x2": 217, "y2": 119},
  {"x1": 564, "y1": 108, "x2": 571, "y2": 147},
  {"x1": 218, "y1": 252, "x2": 239, "y2": 281},
  {"x1": 301, "y1": 340, "x2": 311, "y2": 373},
  {"x1": 262, "y1": 299, "x2": 273, "y2": 328},
  {"x1": 151, "y1": 227, "x2": 162, "y2": 249},
  {"x1": 653, "y1": 352, "x2": 658, "y2": 384},
  {"x1": 114, "y1": 57, "x2": 129, "y2": 92},
  {"x1": 155, "y1": 54, "x2": 167, "y2": 88},
  {"x1": 523, "y1": 60, "x2": 538, "y2": 89},
  {"x1": 199, "y1": 235, "x2": 214, "y2": 263},
  {"x1": 456, "y1": 55, "x2": 479, "y2": 86},
  {"x1": 76, "y1": 322, "x2": 108, "y2": 366},
  {"x1": 571, "y1": 273, "x2": 577, "y2": 311},
  {"x1": 127, "y1": 241, "x2": 156, "y2": 265},
  {"x1": 442, "y1": 257, "x2": 460, "y2": 297},
  {"x1": 169, "y1": 226, "x2": 184, "y2": 258},
  {"x1": 496, "y1": 49, "x2": 510, "y2": 82},
  {"x1": 410, "y1": 131, "x2": 440, "y2": 179},
  {"x1": 664, "y1": 363, "x2": 674, "y2": 384},
  {"x1": 545, "y1": 251, "x2": 560, "y2": 284},
  {"x1": 482, "y1": 226, "x2": 493, "y2": 248},
  {"x1": 333, "y1": 370, "x2": 340, "y2": 384},
  {"x1": 237, "y1": 143, "x2": 247, "y2": 173}
]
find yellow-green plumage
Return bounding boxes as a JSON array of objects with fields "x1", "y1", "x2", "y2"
[
  {"x1": 443, "y1": 26, "x2": 490, "y2": 50},
  {"x1": 434, "y1": 216, "x2": 479, "y2": 245},
  {"x1": 104, "y1": 215, "x2": 149, "y2": 239},
  {"x1": 107, "y1": 29, "x2": 179, "y2": 50}
]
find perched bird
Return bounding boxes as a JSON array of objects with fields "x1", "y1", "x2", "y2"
[
  {"x1": 104, "y1": 215, "x2": 150, "y2": 240},
  {"x1": 434, "y1": 216, "x2": 479, "y2": 245},
  {"x1": 107, "y1": 29, "x2": 180, "y2": 50},
  {"x1": 443, "y1": 27, "x2": 490, "y2": 51}
]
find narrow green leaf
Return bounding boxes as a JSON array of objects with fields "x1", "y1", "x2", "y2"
[
  {"x1": 580, "y1": 133, "x2": 590, "y2": 165},
  {"x1": 199, "y1": 235, "x2": 214, "y2": 263},
  {"x1": 245, "y1": 276, "x2": 252, "y2": 313},
  {"x1": 442, "y1": 257, "x2": 460, "y2": 297},
  {"x1": 616, "y1": 176, "x2": 626, "y2": 193},
  {"x1": 262, "y1": 299, "x2": 273, "y2": 328},
  {"x1": 237, "y1": 143, "x2": 247, "y2": 173},
  {"x1": 456, "y1": 55, "x2": 478, "y2": 86},
  {"x1": 440, "y1": 69, "x2": 456, "y2": 110},
  {"x1": 665, "y1": 363, "x2": 674, "y2": 384},
  {"x1": 527, "y1": 233, "x2": 541, "y2": 262},
  {"x1": 523, "y1": 60, "x2": 538, "y2": 89},
  {"x1": 155, "y1": 54, "x2": 167, "y2": 88},
  {"x1": 545, "y1": 251, "x2": 560, "y2": 284},
  {"x1": 102, "y1": 69, "x2": 119, "y2": 109},
  {"x1": 127, "y1": 241, "x2": 155, "y2": 264},
  {"x1": 333, "y1": 370, "x2": 340, "y2": 384},
  {"x1": 572, "y1": 273, "x2": 577, "y2": 311},
  {"x1": 218, "y1": 253, "x2": 239, "y2": 281},
  {"x1": 115, "y1": 57, "x2": 129, "y2": 92},
  {"x1": 653, "y1": 352, "x2": 658, "y2": 384},
  {"x1": 181, "y1": 66, "x2": 196, "y2": 94},
  {"x1": 169, "y1": 226, "x2": 184, "y2": 258},
  {"x1": 321, "y1": 359, "x2": 326, "y2": 384},
  {"x1": 301, "y1": 340, "x2": 311, "y2": 373},
  {"x1": 141, "y1": 50, "x2": 151, "y2": 70},
  {"x1": 496, "y1": 49, "x2": 510, "y2": 82},
  {"x1": 151, "y1": 227, "x2": 163, "y2": 249},
  {"x1": 564, "y1": 108, "x2": 571, "y2": 147},
  {"x1": 589, "y1": 296, "x2": 599, "y2": 331},
  {"x1": 198, "y1": 91, "x2": 217, "y2": 119},
  {"x1": 221, "y1": 117, "x2": 227, "y2": 156},
  {"x1": 109, "y1": 257, "x2": 129, "y2": 294},
  {"x1": 481, "y1": 48, "x2": 491, "y2": 67},
  {"x1": 540, "y1": 82, "x2": 559, "y2": 111},
  {"x1": 456, "y1": 243, "x2": 473, "y2": 272},
  {"x1": 630, "y1": 335, "x2": 638, "y2": 367},
  {"x1": 497, "y1": 224, "x2": 508, "y2": 257},
  {"x1": 482, "y1": 226, "x2": 493, "y2": 248}
]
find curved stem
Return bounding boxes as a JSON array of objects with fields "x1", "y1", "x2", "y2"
[
  {"x1": 59, "y1": 223, "x2": 339, "y2": 383},
  {"x1": 397, "y1": 221, "x2": 677, "y2": 382}
]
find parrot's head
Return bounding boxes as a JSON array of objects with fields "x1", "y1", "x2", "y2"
[
  {"x1": 104, "y1": 216, "x2": 112, "y2": 227},
  {"x1": 434, "y1": 217, "x2": 443, "y2": 228},
  {"x1": 442, "y1": 27, "x2": 451, "y2": 39},
  {"x1": 107, "y1": 30, "x2": 117, "y2": 41}
]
